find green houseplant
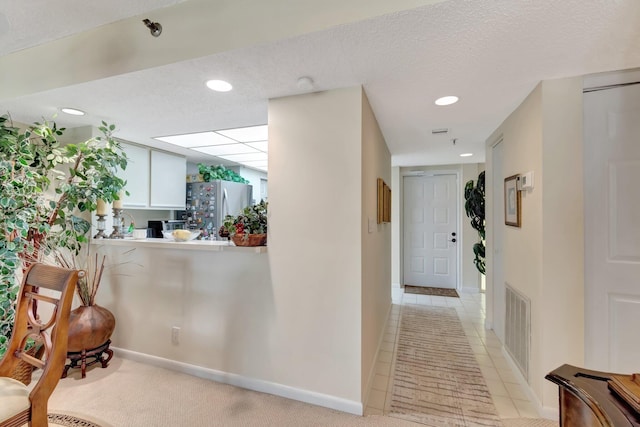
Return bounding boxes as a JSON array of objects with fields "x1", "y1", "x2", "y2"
[
  {"x1": 0, "y1": 114, "x2": 128, "y2": 359},
  {"x1": 197, "y1": 163, "x2": 249, "y2": 184},
  {"x1": 221, "y1": 200, "x2": 268, "y2": 246},
  {"x1": 464, "y1": 171, "x2": 485, "y2": 275}
]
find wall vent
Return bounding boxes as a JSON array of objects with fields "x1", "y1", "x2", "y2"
[{"x1": 505, "y1": 283, "x2": 530, "y2": 381}]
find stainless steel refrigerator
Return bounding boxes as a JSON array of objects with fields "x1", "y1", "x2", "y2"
[{"x1": 183, "y1": 180, "x2": 252, "y2": 239}]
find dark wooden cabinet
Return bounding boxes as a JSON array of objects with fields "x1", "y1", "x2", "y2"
[{"x1": 546, "y1": 364, "x2": 640, "y2": 426}]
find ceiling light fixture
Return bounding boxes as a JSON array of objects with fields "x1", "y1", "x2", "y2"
[
  {"x1": 296, "y1": 76, "x2": 315, "y2": 91},
  {"x1": 206, "y1": 80, "x2": 233, "y2": 92},
  {"x1": 460, "y1": 153, "x2": 473, "y2": 157},
  {"x1": 61, "y1": 108, "x2": 85, "y2": 116},
  {"x1": 435, "y1": 96, "x2": 459, "y2": 106},
  {"x1": 142, "y1": 19, "x2": 162, "y2": 37}
]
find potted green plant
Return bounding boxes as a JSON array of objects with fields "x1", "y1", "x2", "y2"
[
  {"x1": 464, "y1": 171, "x2": 485, "y2": 275},
  {"x1": 221, "y1": 200, "x2": 268, "y2": 246},
  {"x1": 0, "y1": 114, "x2": 128, "y2": 359},
  {"x1": 197, "y1": 163, "x2": 249, "y2": 184}
]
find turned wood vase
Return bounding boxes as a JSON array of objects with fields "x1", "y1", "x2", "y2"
[{"x1": 67, "y1": 304, "x2": 116, "y2": 352}]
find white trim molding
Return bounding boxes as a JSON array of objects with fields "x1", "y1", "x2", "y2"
[{"x1": 113, "y1": 347, "x2": 364, "y2": 416}]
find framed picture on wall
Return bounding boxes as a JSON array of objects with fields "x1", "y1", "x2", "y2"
[
  {"x1": 383, "y1": 182, "x2": 391, "y2": 223},
  {"x1": 377, "y1": 178, "x2": 391, "y2": 224},
  {"x1": 504, "y1": 174, "x2": 521, "y2": 227},
  {"x1": 377, "y1": 178, "x2": 384, "y2": 224}
]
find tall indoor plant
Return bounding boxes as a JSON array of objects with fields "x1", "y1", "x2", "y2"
[
  {"x1": 464, "y1": 171, "x2": 485, "y2": 275},
  {"x1": 0, "y1": 114, "x2": 128, "y2": 358}
]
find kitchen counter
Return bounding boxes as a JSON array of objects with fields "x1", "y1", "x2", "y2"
[{"x1": 91, "y1": 237, "x2": 267, "y2": 253}]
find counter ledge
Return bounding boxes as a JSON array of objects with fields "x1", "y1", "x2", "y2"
[{"x1": 90, "y1": 237, "x2": 267, "y2": 253}]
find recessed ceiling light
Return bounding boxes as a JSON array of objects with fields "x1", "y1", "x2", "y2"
[
  {"x1": 61, "y1": 107, "x2": 85, "y2": 116},
  {"x1": 460, "y1": 153, "x2": 473, "y2": 157},
  {"x1": 206, "y1": 79, "x2": 232, "y2": 92},
  {"x1": 435, "y1": 96, "x2": 459, "y2": 106}
]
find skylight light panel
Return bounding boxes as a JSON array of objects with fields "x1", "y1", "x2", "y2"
[
  {"x1": 192, "y1": 144, "x2": 260, "y2": 156},
  {"x1": 218, "y1": 152, "x2": 268, "y2": 162},
  {"x1": 155, "y1": 131, "x2": 238, "y2": 148},
  {"x1": 245, "y1": 140, "x2": 268, "y2": 152},
  {"x1": 217, "y1": 125, "x2": 268, "y2": 142}
]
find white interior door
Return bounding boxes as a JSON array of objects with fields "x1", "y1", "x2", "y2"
[
  {"x1": 403, "y1": 174, "x2": 457, "y2": 288},
  {"x1": 584, "y1": 82, "x2": 640, "y2": 372}
]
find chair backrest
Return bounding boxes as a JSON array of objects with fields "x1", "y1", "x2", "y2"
[{"x1": 0, "y1": 263, "x2": 81, "y2": 405}]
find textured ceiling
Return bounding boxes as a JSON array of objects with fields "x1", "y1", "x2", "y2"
[{"x1": 1, "y1": 0, "x2": 640, "y2": 167}]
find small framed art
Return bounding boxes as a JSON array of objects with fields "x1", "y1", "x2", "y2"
[{"x1": 504, "y1": 174, "x2": 521, "y2": 227}]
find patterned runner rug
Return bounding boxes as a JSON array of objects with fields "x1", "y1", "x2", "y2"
[
  {"x1": 389, "y1": 305, "x2": 501, "y2": 426},
  {"x1": 49, "y1": 413, "x2": 103, "y2": 427},
  {"x1": 404, "y1": 285, "x2": 459, "y2": 298}
]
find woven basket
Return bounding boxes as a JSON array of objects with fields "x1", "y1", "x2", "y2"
[
  {"x1": 11, "y1": 344, "x2": 43, "y2": 386},
  {"x1": 231, "y1": 233, "x2": 267, "y2": 247}
]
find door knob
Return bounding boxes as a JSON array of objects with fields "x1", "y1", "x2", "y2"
[
  {"x1": 449, "y1": 238, "x2": 457, "y2": 243},
  {"x1": 451, "y1": 232, "x2": 456, "y2": 236}
]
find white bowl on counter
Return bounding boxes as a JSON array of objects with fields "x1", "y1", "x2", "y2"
[{"x1": 163, "y1": 230, "x2": 201, "y2": 242}]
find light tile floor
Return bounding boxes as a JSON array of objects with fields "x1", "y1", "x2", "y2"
[{"x1": 365, "y1": 288, "x2": 540, "y2": 419}]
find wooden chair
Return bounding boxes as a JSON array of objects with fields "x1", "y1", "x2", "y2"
[{"x1": 0, "y1": 263, "x2": 82, "y2": 427}]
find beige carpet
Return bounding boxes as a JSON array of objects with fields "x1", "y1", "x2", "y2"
[
  {"x1": 37, "y1": 318, "x2": 556, "y2": 426},
  {"x1": 389, "y1": 305, "x2": 502, "y2": 426},
  {"x1": 47, "y1": 358, "x2": 422, "y2": 426}
]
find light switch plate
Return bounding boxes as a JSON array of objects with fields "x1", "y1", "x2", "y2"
[{"x1": 368, "y1": 217, "x2": 375, "y2": 233}]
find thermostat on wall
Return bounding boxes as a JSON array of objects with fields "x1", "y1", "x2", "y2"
[{"x1": 521, "y1": 171, "x2": 534, "y2": 190}]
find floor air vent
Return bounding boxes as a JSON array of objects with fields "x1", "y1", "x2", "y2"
[{"x1": 505, "y1": 284, "x2": 530, "y2": 381}]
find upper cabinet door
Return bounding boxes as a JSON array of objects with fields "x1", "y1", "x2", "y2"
[
  {"x1": 120, "y1": 142, "x2": 150, "y2": 208},
  {"x1": 150, "y1": 150, "x2": 186, "y2": 209}
]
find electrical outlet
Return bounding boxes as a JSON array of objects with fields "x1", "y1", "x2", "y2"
[{"x1": 171, "y1": 326, "x2": 180, "y2": 345}]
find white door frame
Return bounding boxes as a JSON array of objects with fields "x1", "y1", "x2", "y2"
[{"x1": 401, "y1": 168, "x2": 461, "y2": 290}]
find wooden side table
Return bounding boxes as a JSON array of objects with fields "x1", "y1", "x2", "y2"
[
  {"x1": 62, "y1": 339, "x2": 113, "y2": 379},
  {"x1": 546, "y1": 364, "x2": 640, "y2": 426}
]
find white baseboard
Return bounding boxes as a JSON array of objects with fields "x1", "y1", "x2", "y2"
[
  {"x1": 500, "y1": 347, "x2": 559, "y2": 421},
  {"x1": 113, "y1": 347, "x2": 363, "y2": 416}
]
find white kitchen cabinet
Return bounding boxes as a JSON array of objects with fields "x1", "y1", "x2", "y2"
[
  {"x1": 119, "y1": 142, "x2": 150, "y2": 208},
  {"x1": 118, "y1": 142, "x2": 186, "y2": 209},
  {"x1": 150, "y1": 150, "x2": 186, "y2": 209}
]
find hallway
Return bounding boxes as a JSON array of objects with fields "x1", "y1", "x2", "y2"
[{"x1": 364, "y1": 288, "x2": 544, "y2": 420}]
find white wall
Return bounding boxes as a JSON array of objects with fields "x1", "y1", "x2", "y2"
[
  {"x1": 485, "y1": 77, "x2": 584, "y2": 414},
  {"x1": 91, "y1": 86, "x2": 392, "y2": 415},
  {"x1": 539, "y1": 77, "x2": 584, "y2": 409},
  {"x1": 238, "y1": 166, "x2": 268, "y2": 204},
  {"x1": 360, "y1": 90, "x2": 392, "y2": 399},
  {"x1": 269, "y1": 87, "x2": 364, "y2": 405}
]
